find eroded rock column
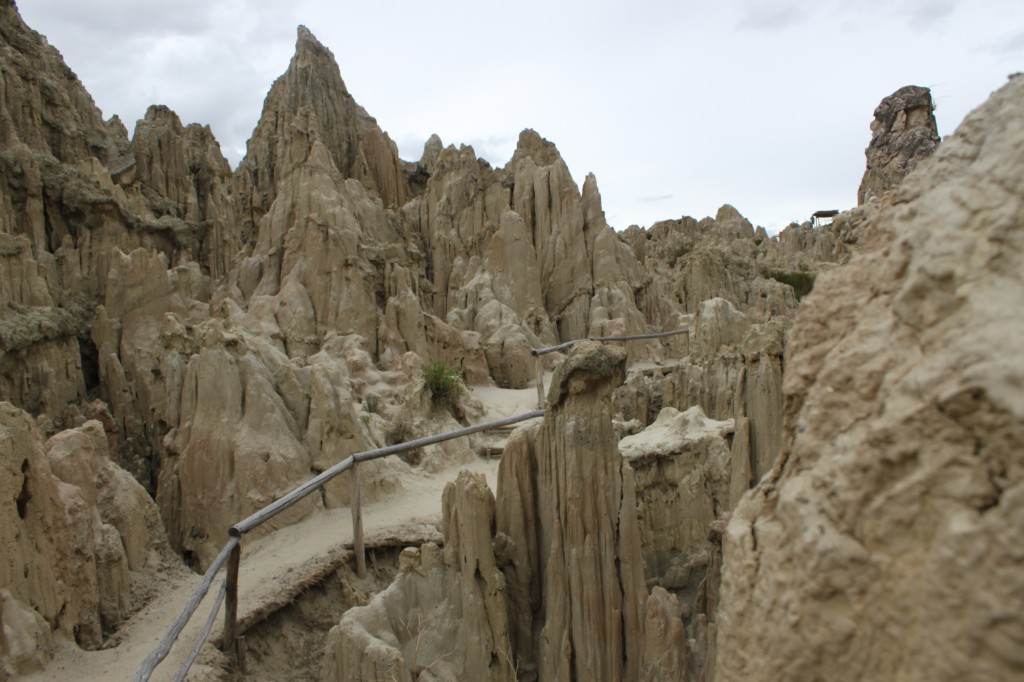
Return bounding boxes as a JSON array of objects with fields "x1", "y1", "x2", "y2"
[{"x1": 497, "y1": 341, "x2": 668, "y2": 682}]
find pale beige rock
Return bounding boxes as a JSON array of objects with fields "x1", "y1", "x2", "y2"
[
  {"x1": 1, "y1": 403, "x2": 76, "y2": 653},
  {"x1": 0, "y1": 588, "x2": 53, "y2": 678},
  {"x1": 620, "y1": 406, "x2": 733, "y2": 620},
  {"x1": 498, "y1": 341, "x2": 644, "y2": 682},
  {"x1": 716, "y1": 75, "x2": 1024, "y2": 682},
  {"x1": 234, "y1": 25, "x2": 408, "y2": 242},
  {"x1": 641, "y1": 587, "x2": 687, "y2": 682},
  {"x1": 322, "y1": 472, "x2": 515, "y2": 682},
  {"x1": 129, "y1": 105, "x2": 237, "y2": 278},
  {"x1": 0, "y1": 402, "x2": 173, "y2": 672}
]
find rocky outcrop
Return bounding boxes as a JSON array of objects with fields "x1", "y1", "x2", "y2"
[
  {"x1": 322, "y1": 471, "x2": 515, "y2": 682},
  {"x1": 234, "y1": 26, "x2": 408, "y2": 244},
  {"x1": 129, "y1": 105, "x2": 237, "y2": 278},
  {"x1": 857, "y1": 85, "x2": 940, "y2": 204},
  {"x1": 716, "y1": 76, "x2": 1024, "y2": 681},
  {"x1": 0, "y1": 403, "x2": 172, "y2": 676},
  {"x1": 324, "y1": 343, "x2": 703, "y2": 682},
  {"x1": 617, "y1": 405, "x2": 743, "y2": 681},
  {"x1": 0, "y1": 0, "x2": 126, "y2": 167},
  {"x1": 615, "y1": 298, "x2": 787, "y2": 483},
  {"x1": 620, "y1": 407, "x2": 732, "y2": 610},
  {"x1": 495, "y1": 342, "x2": 666, "y2": 682}
]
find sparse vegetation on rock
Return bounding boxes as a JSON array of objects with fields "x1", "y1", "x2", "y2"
[
  {"x1": 421, "y1": 360, "x2": 464, "y2": 411},
  {"x1": 765, "y1": 269, "x2": 815, "y2": 300},
  {"x1": 2, "y1": 1, "x2": 1019, "y2": 680}
]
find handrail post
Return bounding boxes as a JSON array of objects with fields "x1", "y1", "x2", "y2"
[
  {"x1": 535, "y1": 354, "x2": 545, "y2": 409},
  {"x1": 223, "y1": 542, "x2": 241, "y2": 657},
  {"x1": 352, "y1": 461, "x2": 366, "y2": 578}
]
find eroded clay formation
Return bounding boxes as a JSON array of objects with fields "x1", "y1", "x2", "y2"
[{"x1": 3, "y1": 0, "x2": 1021, "y2": 679}]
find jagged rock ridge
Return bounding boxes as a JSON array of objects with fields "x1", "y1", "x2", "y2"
[
  {"x1": 0, "y1": 1, "x2": 849, "y2": 677},
  {"x1": 716, "y1": 76, "x2": 1024, "y2": 681}
]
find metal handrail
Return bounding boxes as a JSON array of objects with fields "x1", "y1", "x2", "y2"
[
  {"x1": 532, "y1": 327, "x2": 689, "y2": 407},
  {"x1": 135, "y1": 327, "x2": 687, "y2": 681},
  {"x1": 531, "y1": 327, "x2": 689, "y2": 356},
  {"x1": 132, "y1": 537, "x2": 239, "y2": 682},
  {"x1": 133, "y1": 409, "x2": 544, "y2": 681}
]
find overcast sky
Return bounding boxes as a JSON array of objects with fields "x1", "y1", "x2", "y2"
[{"x1": 17, "y1": 0, "x2": 1024, "y2": 233}]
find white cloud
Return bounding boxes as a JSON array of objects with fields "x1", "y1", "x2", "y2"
[{"x1": 16, "y1": 0, "x2": 1024, "y2": 234}]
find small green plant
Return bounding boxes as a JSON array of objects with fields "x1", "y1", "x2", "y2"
[
  {"x1": 421, "y1": 360, "x2": 464, "y2": 409},
  {"x1": 767, "y1": 269, "x2": 816, "y2": 301},
  {"x1": 667, "y1": 242, "x2": 692, "y2": 268}
]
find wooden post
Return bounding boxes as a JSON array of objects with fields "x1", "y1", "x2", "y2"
[
  {"x1": 236, "y1": 636, "x2": 247, "y2": 675},
  {"x1": 535, "y1": 354, "x2": 545, "y2": 409},
  {"x1": 223, "y1": 542, "x2": 241, "y2": 657},
  {"x1": 352, "y1": 461, "x2": 366, "y2": 578}
]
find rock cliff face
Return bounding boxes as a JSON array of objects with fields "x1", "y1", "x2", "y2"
[
  {"x1": 324, "y1": 343, "x2": 698, "y2": 682},
  {"x1": 322, "y1": 471, "x2": 515, "y2": 682},
  {"x1": 857, "y1": 84, "x2": 940, "y2": 204},
  {"x1": 0, "y1": 402, "x2": 173, "y2": 676},
  {"x1": 716, "y1": 76, "x2": 1024, "y2": 681},
  {"x1": 323, "y1": 341, "x2": 777, "y2": 682},
  {"x1": 1, "y1": 0, "x2": 854, "y2": 675},
  {"x1": 499, "y1": 342, "x2": 649, "y2": 682}
]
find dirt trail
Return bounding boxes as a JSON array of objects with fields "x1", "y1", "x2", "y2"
[{"x1": 24, "y1": 384, "x2": 542, "y2": 682}]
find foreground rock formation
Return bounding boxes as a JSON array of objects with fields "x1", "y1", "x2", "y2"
[
  {"x1": 10, "y1": 0, "x2": 1002, "y2": 678},
  {"x1": 0, "y1": 402, "x2": 173, "y2": 677},
  {"x1": 325, "y1": 342, "x2": 763, "y2": 681},
  {"x1": 716, "y1": 76, "x2": 1024, "y2": 681},
  {"x1": 322, "y1": 471, "x2": 515, "y2": 681}
]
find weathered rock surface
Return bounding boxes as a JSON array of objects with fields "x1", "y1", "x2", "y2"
[
  {"x1": 492, "y1": 342, "x2": 666, "y2": 681},
  {"x1": 0, "y1": 1, "x2": 880, "y2": 676},
  {"x1": 0, "y1": 402, "x2": 172, "y2": 676},
  {"x1": 324, "y1": 342, "x2": 696, "y2": 682},
  {"x1": 716, "y1": 75, "x2": 1024, "y2": 681},
  {"x1": 617, "y1": 406, "x2": 739, "y2": 681},
  {"x1": 857, "y1": 84, "x2": 940, "y2": 204},
  {"x1": 322, "y1": 471, "x2": 514, "y2": 682},
  {"x1": 234, "y1": 26, "x2": 408, "y2": 244},
  {"x1": 620, "y1": 407, "x2": 732, "y2": 610}
]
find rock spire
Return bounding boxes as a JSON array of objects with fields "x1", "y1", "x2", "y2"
[{"x1": 857, "y1": 84, "x2": 940, "y2": 204}]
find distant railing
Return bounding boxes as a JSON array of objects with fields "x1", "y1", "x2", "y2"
[
  {"x1": 531, "y1": 328, "x2": 689, "y2": 407},
  {"x1": 132, "y1": 409, "x2": 544, "y2": 682},
  {"x1": 135, "y1": 328, "x2": 688, "y2": 681}
]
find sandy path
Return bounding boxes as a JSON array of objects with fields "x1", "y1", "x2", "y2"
[{"x1": 24, "y1": 442, "x2": 517, "y2": 682}]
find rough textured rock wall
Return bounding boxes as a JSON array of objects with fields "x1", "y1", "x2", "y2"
[
  {"x1": 619, "y1": 406, "x2": 736, "y2": 681},
  {"x1": 495, "y1": 342, "x2": 674, "y2": 682},
  {"x1": 615, "y1": 298, "x2": 787, "y2": 483},
  {"x1": 716, "y1": 76, "x2": 1024, "y2": 682},
  {"x1": 324, "y1": 342, "x2": 693, "y2": 682},
  {"x1": 321, "y1": 471, "x2": 515, "y2": 682},
  {"x1": 0, "y1": 403, "x2": 172, "y2": 676},
  {"x1": 129, "y1": 104, "x2": 237, "y2": 279},
  {"x1": 857, "y1": 84, "x2": 940, "y2": 205},
  {"x1": 234, "y1": 26, "x2": 408, "y2": 245}
]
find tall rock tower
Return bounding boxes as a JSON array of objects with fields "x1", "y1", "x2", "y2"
[{"x1": 857, "y1": 85, "x2": 940, "y2": 204}]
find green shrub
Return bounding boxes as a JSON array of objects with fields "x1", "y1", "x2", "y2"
[
  {"x1": 767, "y1": 270, "x2": 816, "y2": 301},
  {"x1": 422, "y1": 360, "x2": 464, "y2": 409},
  {"x1": 667, "y1": 243, "x2": 692, "y2": 268}
]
